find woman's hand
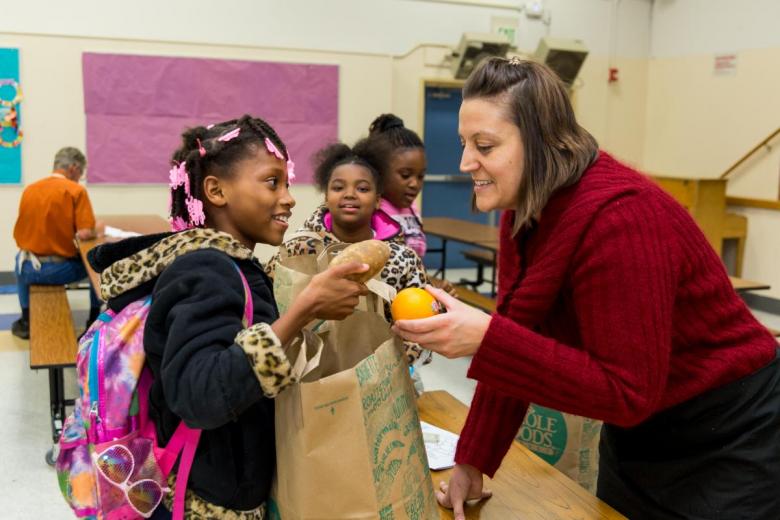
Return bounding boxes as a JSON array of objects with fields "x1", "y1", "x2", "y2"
[
  {"x1": 299, "y1": 261, "x2": 369, "y2": 320},
  {"x1": 430, "y1": 277, "x2": 459, "y2": 298},
  {"x1": 437, "y1": 464, "x2": 492, "y2": 520},
  {"x1": 392, "y1": 285, "x2": 491, "y2": 358}
]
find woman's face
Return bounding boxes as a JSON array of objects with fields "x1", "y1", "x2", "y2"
[{"x1": 458, "y1": 98, "x2": 524, "y2": 212}]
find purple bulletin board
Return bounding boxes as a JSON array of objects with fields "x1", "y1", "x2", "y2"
[{"x1": 82, "y1": 53, "x2": 338, "y2": 184}]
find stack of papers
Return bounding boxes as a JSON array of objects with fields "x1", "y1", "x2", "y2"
[
  {"x1": 421, "y1": 421, "x2": 459, "y2": 470},
  {"x1": 104, "y1": 226, "x2": 142, "y2": 239}
]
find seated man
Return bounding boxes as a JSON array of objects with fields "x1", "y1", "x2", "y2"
[{"x1": 12, "y1": 147, "x2": 103, "y2": 339}]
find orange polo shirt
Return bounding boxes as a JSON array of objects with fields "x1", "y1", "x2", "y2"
[{"x1": 14, "y1": 174, "x2": 96, "y2": 258}]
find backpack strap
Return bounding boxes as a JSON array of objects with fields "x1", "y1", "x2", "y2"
[
  {"x1": 163, "y1": 422, "x2": 201, "y2": 520},
  {"x1": 231, "y1": 260, "x2": 254, "y2": 328}
]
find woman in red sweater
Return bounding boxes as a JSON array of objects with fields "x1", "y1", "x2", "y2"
[{"x1": 394, "y1": 57, "x2": 780, "y2": 520}]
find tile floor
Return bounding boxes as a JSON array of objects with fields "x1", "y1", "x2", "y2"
[{"x1": 1, "y1": 267, "x2": 778, "y2": 518}]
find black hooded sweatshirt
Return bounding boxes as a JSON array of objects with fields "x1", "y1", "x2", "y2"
[{"x1": 88, "y1": 228, "x2": 293, "y2": 511}]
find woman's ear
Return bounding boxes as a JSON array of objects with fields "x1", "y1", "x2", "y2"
[{"x1": 203, "y1": 175, "x2": 227, "y2": 207}]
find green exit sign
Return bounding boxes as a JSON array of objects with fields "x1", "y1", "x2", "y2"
[{"x1": 491, "y1": 16, "x2": 519, "y2": 46}]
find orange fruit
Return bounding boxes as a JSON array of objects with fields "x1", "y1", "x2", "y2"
[{"x1": 391, "y1": 287, "x2": 442, "y2": 321}]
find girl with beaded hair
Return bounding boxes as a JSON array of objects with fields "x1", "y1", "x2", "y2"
[{"x1": 88, "y1": 114, "x2": 370, "y2": 518}]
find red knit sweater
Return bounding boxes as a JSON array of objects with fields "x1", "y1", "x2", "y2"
[{"x1": 455, "y1": 152, "x2": 778, "y2": 477}]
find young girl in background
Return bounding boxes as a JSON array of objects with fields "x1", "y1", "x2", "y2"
[
  {"x1": 369, "y1": 114, "x2": 457, "y2": 296},
  {"x1": 88, "y1": 115, "x2": 368, "y2": 518},
  {"x1": 265, "y1": 138, "x2": 431, "y2": 367}
]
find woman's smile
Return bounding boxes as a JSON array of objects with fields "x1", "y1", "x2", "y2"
[{"x1": 472, "y1": 178, "x2": 494, "y2": 192}]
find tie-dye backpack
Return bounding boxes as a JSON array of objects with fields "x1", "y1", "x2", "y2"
[{"x1": 55, "y1": 262, "x2": 252, "y2": 519}]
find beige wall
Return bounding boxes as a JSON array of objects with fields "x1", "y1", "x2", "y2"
[
  {"x1": 573, "y1": 55, "x2": 649, "y2": 168},
  {"x1": 643, "y1": 47, "x2": 780, "y2": 298},
  {"x1": 643, "y1": 48, "x2": 780, "y2": 180}
]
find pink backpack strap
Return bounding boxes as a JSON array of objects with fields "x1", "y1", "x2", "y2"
[
  {"x1": 139, "y1": 259, "x2": 254, "y2": 519},
  {"x1": 138, "y1": 370, "x2": 199, "y2": 474},
  {"x1": 232, "y1": 260, "x2": 253, "y2": 327},
  {"x1": 163, "y1": 423, "x2": 201, "y2": 520}
]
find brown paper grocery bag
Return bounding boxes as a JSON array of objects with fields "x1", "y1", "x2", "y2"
[
  {"x1": 517, "y1": 404, "x2": 602, "y2": 493},
  {"x1": 271, "y1": 231, "x2": 329, "y2": 316},
  {"x1": 268, "y1": 242, "x2": 438, "y2": 519}
]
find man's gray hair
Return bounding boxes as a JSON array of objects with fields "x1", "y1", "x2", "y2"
[{"x1": 53, "y1": 147, "x2": 86, "y2": 171}]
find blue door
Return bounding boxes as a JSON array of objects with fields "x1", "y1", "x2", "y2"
[{"x1": 422, "y1": 85, "x2": 491, "y2": 269}]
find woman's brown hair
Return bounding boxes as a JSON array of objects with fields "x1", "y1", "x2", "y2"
[{"x1": 463, "y1": 57, "x2": 598, "y2": 234}]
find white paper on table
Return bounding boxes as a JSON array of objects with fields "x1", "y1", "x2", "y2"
[
  {"x1": 104, "y1": 225, "x2": 142, "y2": 239},
  {"x1": 421, "y1": 420, "x2": 459, "y2": 470}
]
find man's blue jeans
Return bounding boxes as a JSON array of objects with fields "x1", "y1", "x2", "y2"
[{"x1": 15, "y1": 253, "x2": 101, "y2": 310}]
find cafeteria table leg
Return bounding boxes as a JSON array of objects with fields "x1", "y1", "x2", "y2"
[{"x1": 46, "y1": 367, "x2": 74, "y2": 465}]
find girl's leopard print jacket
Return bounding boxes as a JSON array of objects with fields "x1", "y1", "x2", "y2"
[{"x1": 99, "y1": 227, "x2": 298, "y2": 398}]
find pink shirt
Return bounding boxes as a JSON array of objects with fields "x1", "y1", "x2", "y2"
[{"x1": 379, "y1": 199, "x2": 426, "y2": 258}]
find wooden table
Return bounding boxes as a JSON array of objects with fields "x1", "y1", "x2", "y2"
[
  {"x1": 78, "y1": 214, "x2": 170, "y2": 296},
  {"x1": 424, "y1": 217, "x2": 499, "y2": 293},
  {"x1": 424, "y1": 217, "x2": 499, "y2": 254},
  {"x1": 729, "y1": 276, "x2": 771, "y2": 292},
  {"x1": 418, "y1": 391, "x2": 625, "y2": 519}
]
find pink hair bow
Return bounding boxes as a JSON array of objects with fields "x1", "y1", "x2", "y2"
[
  {"x1": 217, "y1": 128, "x2": 241, "y2": 142},
  {"x1": 196, "y1": 138, "x2": 206, "y2": 157},
  {"x1": 264, "y1": 137, "x2": 285, "y2": 161},
  {"x1": 265, "y1": 137, "x2": 296, "y2": 182},
  {"x1": 287, "y1": 160, "x2": 296, "y2": 182}
]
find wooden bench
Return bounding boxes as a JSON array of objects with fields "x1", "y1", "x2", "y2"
[
  {"x1": 29, "y1": 285, "x2": 78, "y2": 464},
  {"x1": 454, "y1": 284, "x2": 496, "y2": 313},
  {"x1": 30, "y1": 285, "x2": 77, "y2": 368}
]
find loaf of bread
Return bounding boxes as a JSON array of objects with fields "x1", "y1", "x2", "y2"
[{"x1": 329, "y1": 239, "x2": 391, "y2": 283}]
